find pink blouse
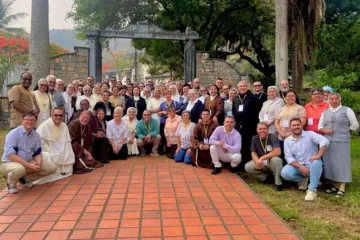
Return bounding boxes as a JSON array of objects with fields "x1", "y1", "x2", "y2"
[{"x1": 164, "y1": 115, "x2": 182, "y2": 144}]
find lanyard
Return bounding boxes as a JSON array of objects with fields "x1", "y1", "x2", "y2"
[
  {"x1": 239, "y1": 94, "x2": 247, "y2": 104},
  {"x1": 203, "y1": 123, "x2": 209, "y2": 137},
  {"x1": 166, "y1": 100, "x2": 173, "y2": 109},
  {"x1": 208, "y1": 96, "x2": 216, "y2": 108},
  {"x1": 257, "y1": 92, "x2": 264, "y2": 100},
  {"x1": 283, "y1": 104, "x2": 295, "y2": 117},
  {"x1": 144, "y1": 121, "x2": 151, "y2": 133},
  {"x1": 259, "y1": 136, "x2": 268, "y2": 155}
]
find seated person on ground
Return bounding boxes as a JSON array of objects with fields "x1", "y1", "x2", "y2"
[
  {"x1": 281, "y1": 118, "x2": 329, "y2": 201},
  {"x1": 245, "y1": 122, "x2": 284, "y2": 191},
  {"x1": 1, "y1": 112, "x2": 57, "y2": 194},
  {"x1": 191, "y1": 109, "x2": 218, "y2": 168},
  {"x1": 123, "y1": 107, "x2": 139, "y2": 156},
  {"x1": 68, "y1": 110, "x2": 104, "y2": 173},
  {"x1": 69, "y1": 99, "x2": 90, "y2": 123},
  {"x1": 36, "y1": 107, "x2": 75, "y2": 184},
  {"x1": 106, "y1": 107, "x2": 130, "y2": 160},
  {"x1": 164, "y1": 106, "x2": 182, "y2": 158},
  {"x1": 209, "y1": 116, "x2": 242, "y2": 175},
  {"x1": 89, "y1": 109, "x2": 111, "y2": 164},
  {"x1": 136, "y1": 110, "x2": 161, "y2": 157},
  {"x1": 174, "y1": 111, "x2": 196, "y2": 164}
]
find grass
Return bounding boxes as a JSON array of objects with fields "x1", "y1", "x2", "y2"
[
  {"x1": 240, "y1": 137, "x2": 360, "y2": 240},
  {"x1": 0, "y1": 130, "x2": 359, "y2": 239}
]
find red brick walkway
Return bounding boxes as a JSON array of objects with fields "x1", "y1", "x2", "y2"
[{"x1": 0, "y1": 157, "x2": 299, "y2": 240}]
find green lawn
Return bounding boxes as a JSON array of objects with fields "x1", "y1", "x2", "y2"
[{"x1": 240, "y1": 137, "x2": 360, "y2": 240}]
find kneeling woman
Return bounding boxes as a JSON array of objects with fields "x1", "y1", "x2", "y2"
[
  {"x1": 174, "y1": 111, "x2": 195, "y2": 164},
  {"x1": 106, "y1": 107, "x2": 130, "y2": 160},
  {"x1": 90, "y1": 109, "x2": 111, "y2": 164}
]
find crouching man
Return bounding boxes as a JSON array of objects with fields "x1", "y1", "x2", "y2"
[
  {"x1": 245, "y1": 122, "x2": 284, "y2": 191},
  {"x1": 1, "y1": 112, "x2": 57, "y2": 194}
]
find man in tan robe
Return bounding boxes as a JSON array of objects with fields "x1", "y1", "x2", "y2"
[
  {"x1": 36, "y1": 107, "x2": 75, "y2": 184},
  {"x1": 8, "y1": 72, "x2": 39, "y2": 128}
]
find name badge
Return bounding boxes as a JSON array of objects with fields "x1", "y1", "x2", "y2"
[
  {"x1": 81, "y1": 138, "x2": 84, "y2": 146},
  {"x1": 282, "y1": 120, "x2": 290, "y2": 128},
  {"x1": 264, "y1": 114, "x2": 269, "y2": 121},
  {"x1": 106, "y1": 109, "x2": 111, "y2": 116},
  {"x1": 263, "y1": 159, "x2": 269, "y2": 165},
  {"x1": 308, "y1": 117, "x2": 314, "y2": 126},
  {"x1": 209, "y1": 110, "x2": 212, "y2": 116},
  {"x1": 203, "y1": 138, "x2": 209, "y2": 144},
  {"x1": 266, "y1": 145, "x2": 273, "y2": 152},
  {"x1": 238, "y1": 105, "x2": 244, "y2": 112},
  {"x1": 42, "y1": 112, "x2": 47, "y2": 120}
]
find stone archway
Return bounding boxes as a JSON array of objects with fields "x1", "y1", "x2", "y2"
[{"x1": 86, "y1": 21, "x2": 199, "y2": 82}]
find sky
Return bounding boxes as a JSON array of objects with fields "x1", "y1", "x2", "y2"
[{"x1": 8, "y1": 0, "x2": 74, "y2": 31}]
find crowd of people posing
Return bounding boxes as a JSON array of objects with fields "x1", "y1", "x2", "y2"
[{"x1": 2, "y1": 73, "x2": 359, "y2": 202}]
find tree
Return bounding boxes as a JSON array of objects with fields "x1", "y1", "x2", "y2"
[
  {"x1": 68, "y1": 0, "x2": 276, "y2": 80},
  {"x1": 0, "y1": 0, "x2": 27, "y2": 35},
  {"x1": 288, "y1": 0, "x2": 325, "y2": 92},
  {"x1": 29, "y1": 0, "x2": 50, "y2": 85},
  {"x1": 275, "y1": 0, "x2": 288, "y2": 87}
]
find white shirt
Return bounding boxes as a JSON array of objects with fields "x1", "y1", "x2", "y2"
[
  {"x1": 284, "y1": 131, "x2": 329, "y2": 165},
  {"x1": 318, "y1": 105, "x2": 359, "y2": 131},
  {"x1": 186, "y1": 99, "x2": 198, "y2": 111},
  {"x1": 198, "y1": 95, "x2": 208, "y2": 104},
  {"x1": 175, "y1": 122, "x2": 195, "y2": 149},
  {"x1": 106, "y1": 119, "x2": 131, "y2": 146}
]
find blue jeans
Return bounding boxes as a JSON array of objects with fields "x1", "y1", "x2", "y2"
[
  {"x1": 174, "y1": 148, "x2": 192, "y2": 164},
  {"x1": 281, "y1": 160, "x2": 323, "y2": 191}
]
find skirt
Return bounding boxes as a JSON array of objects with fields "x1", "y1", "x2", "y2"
[
  {"x1": 127, "y1": 138, "x2": 139, "y2": 155},
  {"x1": 191, "y1": 148, "x2": 213, "y2": 169},
  {"x1": 34, "y1": 164, "x2": 73, "y2": 184},
  {"x1": 92, "y1": 138, "x2": 111, "y2": 162},
  {"x1": 110, "y1": 144, "x2": 128, "y2": 160},
  {"x1": 323, "y1": 141, "x2": 352, "y2": 183}
]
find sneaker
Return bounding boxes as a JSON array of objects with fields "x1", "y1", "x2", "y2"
[
  {"x1": 21, "y1": 178, "x2": 34, "y2": 188},
  {"x1": 8, "y1": 188, "x2": 18, "y2": 194},
  {"x1": 298, "y1": 177, "x2": 309, "y2": 191},
  {"x1": 211, "y1": 168, "x2": 222, "y2": 175},
  {"x1": 305, "y1": 189, "x2": 317, "y2": 201},
  {"x1": 150, "y1": 151, "x2": 160, "y2": 157}
]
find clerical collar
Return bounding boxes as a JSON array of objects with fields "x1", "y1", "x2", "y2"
[{"x1": 134, "y1": 96, "x2": 140, "y2": 100}]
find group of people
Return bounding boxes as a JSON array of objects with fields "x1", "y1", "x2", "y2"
[{"x1": 2, "y1": 72, "x2": 359, "y2": 201}]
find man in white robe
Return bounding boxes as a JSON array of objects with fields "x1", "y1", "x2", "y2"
[{"x1": 36, "y1": 107, "x2": 75, "y2": 184}]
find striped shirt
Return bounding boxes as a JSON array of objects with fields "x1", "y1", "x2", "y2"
[{"x1": 251, "y1": 134, "x2": 280, "y2": 157}]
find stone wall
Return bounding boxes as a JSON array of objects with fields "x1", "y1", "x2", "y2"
[
  {"x1": 50, "y1": 47, "x2": 89, "y2": 85},
  {"x1": 196, "y1": 52, "x2": 246, "y2": 86},
  {"x1": 0, "y1": 97, "x2": 10, "y2": 127}
]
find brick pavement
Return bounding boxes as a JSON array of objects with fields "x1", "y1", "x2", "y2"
[{"x1": 0, "y1": 157, "x2": 299, "y2": 239}]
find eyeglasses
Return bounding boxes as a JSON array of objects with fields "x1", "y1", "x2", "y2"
[
  {"x1": 311, "y1": 92, "x2": 322, "y2": 96},
  {"x1": 39, "y1": 84, "x2": 48, "y2": 87},
  {"x1": 143, "y1": 114, "x2": 150, "y2": 116},
  {"x1": 54, "y1": 114, "x2": 64, "y2": 118},
  {"x1": 22, "y1": 78, "x2": 32, "y2": 81},
  {"x1": 23, "y1": 118, "x2": 36, "y2": 122},
  {"x1": 254, "y1": 85, "x2": 262, "y2": 87}
]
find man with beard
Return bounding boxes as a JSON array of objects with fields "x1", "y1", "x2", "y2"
[
  {"x1": 281, "y1": 118, "x2": 329, "y2": 201},
  {"x1": 233, "y1": 80, "x2": 262, "y2": 167},
  {"x1": 68, "y1": 111, "x2": 103, "y2": 174},
  {"x1": 191, "y1": 110, "x2": 218, "y2": 168},
  {"x1": 36, "y1": 107, "x2": 75, "y2": 184},
  {"x1": 46, "y1": 75, "x2": 56, "y2": 96},
  {"x1": 8, "y1": 72, "x2": 40, "y2": 128},
  {"x1": 279, "y1": 79, "x2": 300, "y2": 104}
]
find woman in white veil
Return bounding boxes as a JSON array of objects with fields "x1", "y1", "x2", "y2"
[{"x1": 169, "y1": 85, "x2": 180, "y2": 102}]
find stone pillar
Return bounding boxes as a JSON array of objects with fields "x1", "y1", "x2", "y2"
[
  {"x1": 88, "y1": 35, "x2": 102, "y2": 83},
  {"x1": 184, "y1": 39, "x2": 196, "y2": 82}
]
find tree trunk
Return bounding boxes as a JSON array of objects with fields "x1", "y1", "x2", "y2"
[
  {"x1": 275, "y1": 0, "x2": 289, "y2": 88},
  {"x1": 291, "y1": 39, "x2": 304, "y2": 93},
  {"x1": 29, "y1": 0, "x2": 50, "y2": 87}
]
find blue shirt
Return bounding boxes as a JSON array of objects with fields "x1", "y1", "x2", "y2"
[
  {"x1": 2, "y1": 126, "x2": 42, "y2": 163},
  {"x1": 159, "y1": 100, "x2": 180, "y2": 124},
  {"x1": 284, "y1": 130, "x2": 329, "y2": 165}
]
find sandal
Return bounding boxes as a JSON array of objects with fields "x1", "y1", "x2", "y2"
[
  {"x1": 325, "y1": 187, "x2": 338, "y2": 194},
  {"x1": 335, "y1": 190, "x2": 345, "y2": 198}
]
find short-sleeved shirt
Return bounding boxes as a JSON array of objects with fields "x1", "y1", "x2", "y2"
[
  {"x1": 2, "y1": 126, "x2": 42, "y2": 163},
  {"x1": 251, "y1": 134, "x2": 280, "y2": 157},
  {"x1": 8, "y1": 85, "x2": 37, "y2": 128},
  {"x1": 304, "y1": 101, "x2": 329, "y2": 134}
]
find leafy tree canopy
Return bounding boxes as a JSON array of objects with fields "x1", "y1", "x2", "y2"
[{"x1": 68, "y1": 0, "x2": 275, "y2": 80}]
